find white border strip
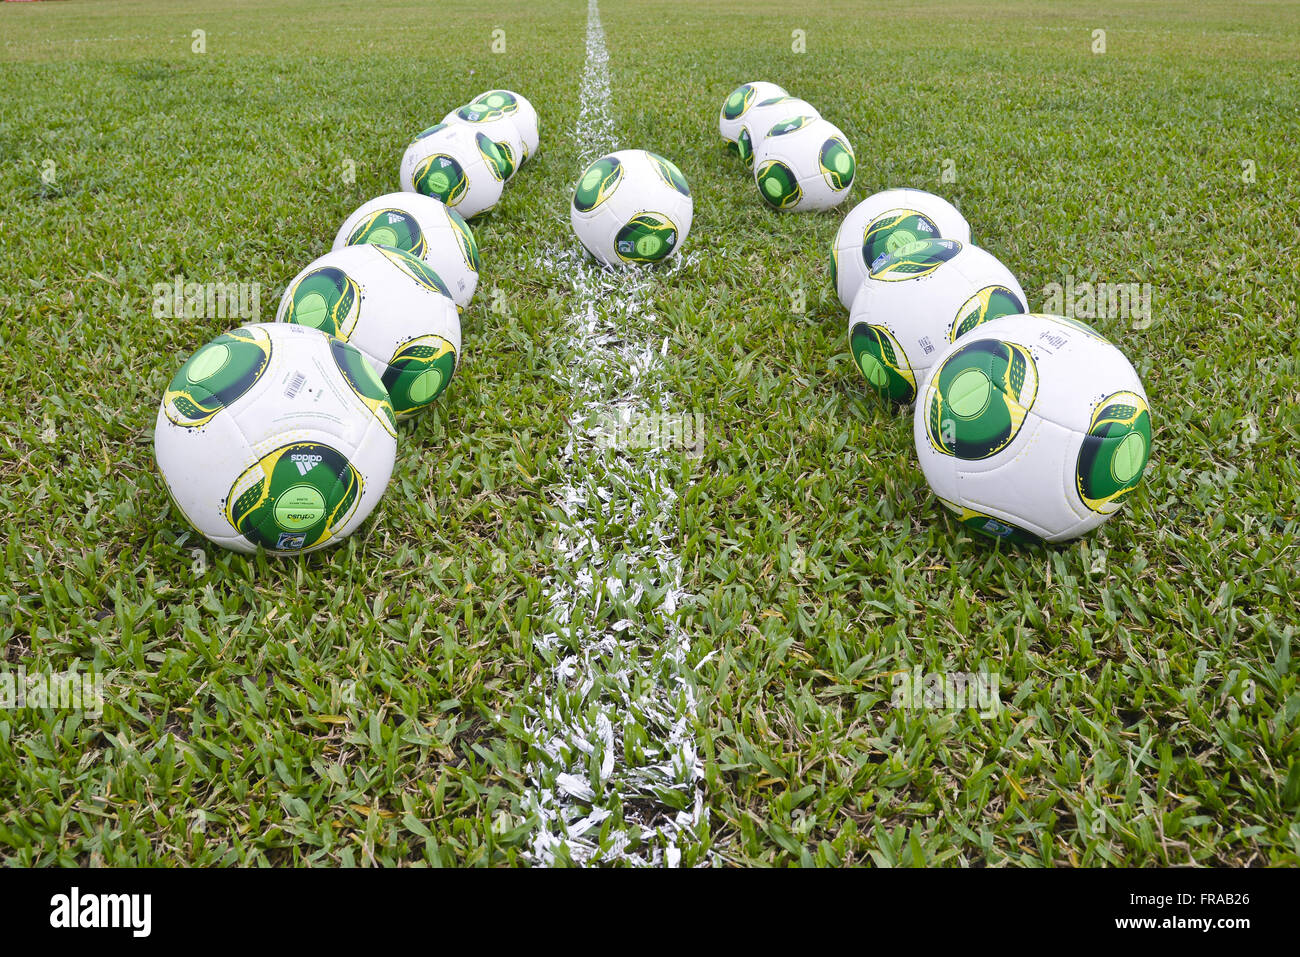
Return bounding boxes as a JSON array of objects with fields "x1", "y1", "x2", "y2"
[{"x1": 522, "y1": 0, "x2": 703, "y2": 866}]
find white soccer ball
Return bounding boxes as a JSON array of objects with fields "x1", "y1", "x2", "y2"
[
  {"x1": 465, "y1": 89, "x2": 539, "y2": 162},
  {"x1": 333, "y1": 192, "x2": 480, "y2": 310},
  {"x1": 849, "y1": 238, "x2": 1026, "y2": 403},
  {"x1": 440, "y1": 105, "x2": 526, "y2": 181},
  {"x1": 753, "y1": 116, "x2": 855, "y2": 211},
  {"x1": 570, "y1": 149, "x2": 693, "y2": 267},
  {"x1": 276, "y1": 244, "x2": 462, "y2": 418},
  {"x1": 832, "y1": 189, "x2": 972, "y2": 310},
  {"x1": 718, "y1": 81, "x2": 788, "y2": 161},
  {"x1": 154, "y1": 322, "x2": 398, "y2": 555},
  {"x1": 399, "y1": 122, "x2": 507, "y2": 219},
  {"x1": 732, "y1": 95, "x2": 820, "y2": 170},
  {"x1": 913, "y1": 313, "x2": 1152, "y2": 544}
]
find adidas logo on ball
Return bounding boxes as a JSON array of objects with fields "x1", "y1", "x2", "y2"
[{"x1": 291, "y1": 452, "x2": 323, "y2": 476}]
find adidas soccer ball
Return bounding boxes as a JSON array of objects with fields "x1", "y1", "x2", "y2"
[
  {"x1": 440, "y1": 104, "x2": 526, "y2": 181},
  {"x1": 466, "y1": 89, "x2": 539, "y2": 162},
  {"x1": 276, "y1": 244, "x2": 462, "y2": 417},
  {"x1": 754, "y1": 116, "x2": 854, "y2": 211},
  {"x1": 732, "y1": 95, "x2": 820, "y2": 170},
  {"x1": 913, "y1": 313, "x2": 1152, "y2": 544},
  {"x1": 570, "y1": 149, "x2": 693, "y2": 267},
  {"x1": 849, "y1": 238, "x2": 1025, "y2": 403},
  {"x1": 154, "y1": 322, "x2": 398, "y2": 555},
  {"x1": 333, "y1": 192, "x2": 480, "y2": 309},
  {"x1": 400, "y1": 122, "x2": 508, "y2": 219},
  {"x1": 718, "y1": 81, "x2": 788, "y2": 160},
  {"x1": 832, "y1": 189, "x2": 972, "y2": 310}
]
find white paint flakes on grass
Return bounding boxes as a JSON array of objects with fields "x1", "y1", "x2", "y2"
[{"x1": 521, "y1": 0, "x2": 704, "y2": 866}]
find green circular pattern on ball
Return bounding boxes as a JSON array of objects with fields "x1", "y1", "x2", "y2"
[
  {"x1": 869, "y1": 237, "x2": 963, "y2": 281},
  {"x1": 163, "y1": 328, "x2": 273, "y2": 428},
  {"x1": 274, "y1": 485, "x2": 326, "y2": 530},
  {"x1": 1075, "y1": 391, "x2": 1152, "y2": 513},
  {"x1": 862, "y1": 212, "x2": 941, "y2": 270},
  {"x1": 295, "y1": 292, "x2": 329, "y2": 328},
  {"x1": 382, "y1": 336, "x2": 457, "y2": 416},
  {"x1": 818, "y1": 138, "x2": 854, "y2": 190},
  {"x1": 947, "y1": 368, "x2": 993, "y2": 418},
  {"x1": 614, "y1": 213, "x2": 678, "y2": 263},
  {"x1": 1112, "y1": 432, "x2": 1146, "y2": 483},
  {"x1": 409, "y1": 369, "x2": 445, "y2": 404},
  {"x1": 756, "y1": 160, "x2": 802, "y2": 209},
  {"x1": 723, "y1": 84, "x2": 754, "y2": 120},
  {"x1": 859, "y1": 353, "x2": 888, "y2": 390},
  {"x1": 347, "y1": 209, "x2": 424, "y2": 258},
  {"x1": 226, "y1": 442, "x2": 362, "y2": 552},
  {"x1": 849, "y1": 322, "x2": 916, "y2": 403},
  {"x1": 925, "y1": 337, "x2": 1038, "y2": 459},
  {"x1": 573, "y1": 156, "x2": 623, "y2": 212},
  {"x1": 412, "y1": 154, "x2": 468, "y2": 207},
  {"x1": 186, "y1": 343, "x2": 230, "y2": 383}
]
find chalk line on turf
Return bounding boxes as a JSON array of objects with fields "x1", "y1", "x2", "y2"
[{"x1": 521, "y1": 0, "x2": 705, "y2": 866}]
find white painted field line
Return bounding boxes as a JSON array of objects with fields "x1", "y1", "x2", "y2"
[{"x1": 521, "y1": 0, "x2": 704, "y2": 866}]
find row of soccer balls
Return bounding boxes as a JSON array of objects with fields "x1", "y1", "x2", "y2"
[
  {"x1": 152, "y1": 92, "x2": 542, "y2": 553},
  {"x1": 831, "y1": 187, "x2": 1152, "y2": 543},
  {"x1": 399, "y1": 88, "x2": 541, "y2": 219},
  {"x1": 718, "y1": 80, "x2": 857, "y2": 211}
]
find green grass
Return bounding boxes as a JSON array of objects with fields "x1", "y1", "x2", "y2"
[{"x1": 1, "y1": 0, "x2": 1298, "y2": 866}]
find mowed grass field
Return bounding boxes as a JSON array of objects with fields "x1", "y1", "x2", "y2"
[{"x1": 1, "y1": 0, "x2": 1298, "y2": 866}]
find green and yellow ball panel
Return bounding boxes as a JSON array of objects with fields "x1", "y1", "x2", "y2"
[
  {"x1": 755, "y1": 159, "x2": 802, "y2": 210},
  {"x1": 925, "y1": 337, "x2": 1040, "y2": 460},
  {"x1": 412, "y1": 153, "x2": 469, "y2": 206},
  {"x1": 1075, "y1": 391, "x2": 1151, "y2": 514},
  {"x1": 614, "y1": 213, "x2": 679, "y2": 264},
  {"x1": 346, "y1": 208, "x2": 428, "y2": 260},
  {"x1": 225, "y1": 441, "x2": 363, "y2": 553},
  {"x1": 870, "y1": 238, "x2": 964, "y2": 282},
  {"x1": 850, "y1": 321, "x2": 917, "y2": 404},
  {"x1": 381, "y1": 335, "x2": 458, "y2": 417},
  {"x1": 950, "y1": 285, "x2": 1026, "y2": 341},
  {"x1": 328, "y1": 338, "x2": 397, "y2": 437},
  {"x1": 573, "y1": 155, "x2": 624, "y2": 212},
  {"x1": 280, "y1": 266, "x2": 361, "y2": 338},
  {"x1": 162, "y1": 326, "x2": 272, "y2": 428}
]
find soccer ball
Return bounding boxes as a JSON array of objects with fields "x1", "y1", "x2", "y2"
[
  {"x1": 913, "y1": 313, "x2": 1152, "y2": 544},
  {"x1": 276, "y1": 244, "x2": 462, "y2": 417},
  {"x1": 400, "y1": 122, "x2": 508, "y2": 219},
  {"x1": 465, "y1": 89, "x2": 539, "y2": 162},
  {"x1": 832, "y1": 188, "x2": 972, "y2": 310},
  {"x1": 440, "y1": 104, "x2": 526, "y2": 181},
  {"x1": 753, "y1": 116, "x2": 854, "y2": 211},
  {"x1": 570, "y1": 149, "x2": 693, "y2": 267},
  {"x1": 732, "y1": 95, "x2": 820, "y2": 170},
  {"x1": 718, "y1": 81, "x2": 788, "y2": 160},
  {"x1": 154, "y1": 322, "x2": 398, "y2": 555},
  {"x1": 333, "y1": 192, "x2": 480, "y2": 309},
  {"x1": 849, "y1": 238, "x2": 1025, "y2": 403}
]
